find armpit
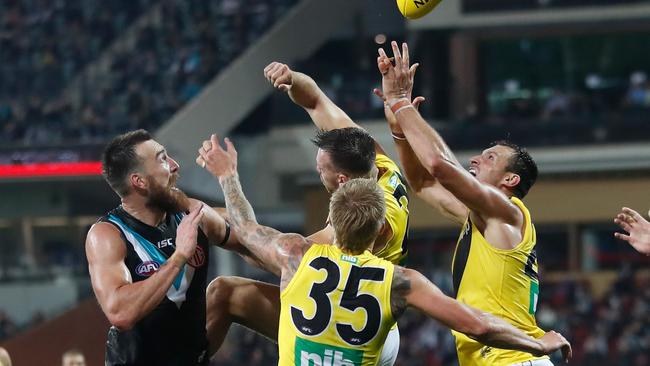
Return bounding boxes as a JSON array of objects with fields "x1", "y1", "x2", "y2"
[{"x1": 390, "y1": 266, "x2": 411, "y2": 319}]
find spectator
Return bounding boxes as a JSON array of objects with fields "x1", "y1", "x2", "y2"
[{"x1": 62, "y1": 349, "x2": 86, "y2": 366}]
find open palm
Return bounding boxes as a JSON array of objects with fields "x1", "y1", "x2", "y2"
[{"x1": 614, "y1": 207, "x2": 650, "y2": 256}]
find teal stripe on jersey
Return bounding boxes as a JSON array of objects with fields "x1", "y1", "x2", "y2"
[{"x1": 108, "y1": 214, "x2": 185, "y2": 290}]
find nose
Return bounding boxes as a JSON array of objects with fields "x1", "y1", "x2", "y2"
[
  {"x1": 469, "y1": 155, "x2": 479, "y2": 166},
  {"x1": 168, "y1": 157, "x2": 179, "y2": 172}
]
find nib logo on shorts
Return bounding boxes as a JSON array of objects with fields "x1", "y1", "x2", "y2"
[{"x1": 295, "y1": 337, "x2": 363, "y2": 366}]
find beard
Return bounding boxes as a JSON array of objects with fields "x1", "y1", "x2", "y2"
[{"x1": 145, "y1": 174, "x2": 190, "y2": 213}]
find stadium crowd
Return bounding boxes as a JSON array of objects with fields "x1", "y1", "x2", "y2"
[
  {"x1": 3, "y1": 0, "x2": 650, "y2": 150},
  {"x1": 0, "y1": 0, "x2": 153, "y2": 101},
  {"x1": 0, "y1": 0, "x2": 296, "y2": 146}
]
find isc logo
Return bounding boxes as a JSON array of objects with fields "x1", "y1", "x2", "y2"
[
  {"x1": 157, "y1": 238, "x2": 173, "y2": 248},
  {"x1": 136, "y1": 261, "x2": 160, "y2": 277}
]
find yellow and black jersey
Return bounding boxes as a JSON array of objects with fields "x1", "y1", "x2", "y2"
[
  {"x1": 278, "y1": 244, "x2": 396, "y2": 366},
  {"x1": 451, "y1": 197, "x2": 547, "y2": 366},
  {"x1": 374, "y1": 154, "x2": 409, "y2": 265}
]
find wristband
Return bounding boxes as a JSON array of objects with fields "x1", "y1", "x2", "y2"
[
  {"x1": 389, "y1": 98, "x2": 411, "y2": 114},
  {"x1": 217, "y1": 221, "x2": 231, "y2": 246},
  {"x1": 394, "y1": 104, "x2": 415, "y2": 115}
]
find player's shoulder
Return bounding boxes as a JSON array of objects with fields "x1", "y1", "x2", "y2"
[
  {"x1": 85, "y1": 221, "x2": 128, "y2": 261},
  {"x1": 375, "y1": 153, "x2": 400, "y2": 171},
  {"x1": 86, "y1": 221, "x2": 125, "y2": 248}
]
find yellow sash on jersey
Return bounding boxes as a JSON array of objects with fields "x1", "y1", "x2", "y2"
[
  {"x1": 451, "y1": 197, "x2": 547, "y2": 366},
  {"x1": 278, "y1": 244, "x2": 395, "y2": 366}
]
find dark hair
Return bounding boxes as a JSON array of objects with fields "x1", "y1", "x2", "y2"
[
  {"x1": 311, "y1": 128, "x2": 376, "y2": 177},
  {"x1": 102, "y1": 129, "x2": 152, "y2": 196},
  {"x1": 491, "y1": 140, "x2": 538, "y2": 198}
]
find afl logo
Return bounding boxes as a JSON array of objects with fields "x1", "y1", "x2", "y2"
[
  {"x1": 187, "y1": 246, "x2": 206, "y2": 268},
  {"x1": 136, "y1": 261, "x2": 160, "y2": 277}
]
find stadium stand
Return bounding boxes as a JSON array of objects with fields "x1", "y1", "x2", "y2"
[
  {"x1": 0, "y1": 0, "x2": 296, "y2": 146},
  {"x1": 1, "y1": 1, "x2": 649, "y2": 366}
]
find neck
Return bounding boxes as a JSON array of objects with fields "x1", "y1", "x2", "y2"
[
  {"x1": 495, "y1": 185, "x2": 514, "y2": 199},
  {"x1": 121, "y1": 196, "x2": 166, "y2": 227},
  {"x1": 333, "y1": 239, "x2": 370, "y2": 256}
]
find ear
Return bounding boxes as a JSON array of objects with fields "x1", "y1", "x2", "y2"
[
  {"x1": 502, "y1": 173, "x2": 520, "y2": 190},
  {"x1": 337, "y1": 173, "x2": 350, "y2": 186},
  {"x1": 129, "y1": 173, "x2": 147, "y2": 191}
]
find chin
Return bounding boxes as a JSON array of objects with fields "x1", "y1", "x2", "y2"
[{"x1": 147, "y1": 185, "x2": 190, "y2": 213}]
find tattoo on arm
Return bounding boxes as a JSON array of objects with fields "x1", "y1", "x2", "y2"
[
  {"x1": 390, "y1": 266, "x2": 411, "y2": 319},
  {"x1": 221, "y1": 175, "x2": 256, "y2": 227},
  {"x1": 219, "y1": 174, "x2": 311, "y2": 279}
]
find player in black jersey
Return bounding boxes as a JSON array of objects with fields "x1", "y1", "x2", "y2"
[{"x1": 86, "y1": 130, "x2": 234, "y2": 366}]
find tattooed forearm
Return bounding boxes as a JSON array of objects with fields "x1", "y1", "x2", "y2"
[
  {"x1": 219, "y1": 174, "x2": 257, "y2": 228},
  {"x1": 391, "y1": 266, "x2": 411, "y2": 319},
  {"x1": 217, "y1": 173, "x2": 311, "y2": 278}
]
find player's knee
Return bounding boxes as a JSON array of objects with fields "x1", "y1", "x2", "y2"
[{"x1": 207, "y1": 276, "x2": 237, "y2": 309}]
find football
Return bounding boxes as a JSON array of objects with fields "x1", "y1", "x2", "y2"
[{"x1": 396, "y1": 0, "x2": 443, "y2": 19}]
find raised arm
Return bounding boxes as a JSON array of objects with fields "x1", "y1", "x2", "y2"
[
  {"x1": 380, "y1": 42, "x2": 520, "y2": 224},
  {"x1": 264, "y1": 62, "x2": 358, "y2": 131},
  {"x1": 86, "y1": 205, "x2": 202, "y2": 330},
  {"x1": 375, "y1": 46, "x2": 467, "y2": 224},
  {"x1": 393, "y1": 135, "x2": 468, "y2": 225},
  {"x1": 198, "y1": 134, "x2": 313, "y2": 287},
  {"x1": 374, "y1": 81, "x2": 468, "y2": 224},
  {"x1": 391, "y1": 267, "x2": 572, "y2": 362}
]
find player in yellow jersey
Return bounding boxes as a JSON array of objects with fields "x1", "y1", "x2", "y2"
[
  {"x1": 204, "y1": 63, "x2": 411, "y2": 363},
  {"x1": 262, "y1": 61, "x2": 411, "y2": 264},
  {"x1": 197, "y1": 134, "x2": 571, "y2": 366},
  {"x1": 376, "y1": 41, "x2": 569, "y2": 366}
]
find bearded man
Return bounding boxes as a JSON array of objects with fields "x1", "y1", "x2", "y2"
[{"x1": 85, "y1": 130, "x2": 232, "y2": 366}]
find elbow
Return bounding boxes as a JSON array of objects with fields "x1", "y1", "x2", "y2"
[
  {"x1": 106, "y1": 305, "x2": 137, "y2": 331},
  {"x1": 428, "y1": 155, "x2": 444, "y2": 178},
  {"x1": 108, "y1": 313, "x2": 136, "y2": 331}
]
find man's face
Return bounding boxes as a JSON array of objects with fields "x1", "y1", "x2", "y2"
[
  {"x1": 468, "y1": 145, "x2": 515, "y2": 188},
  {"x1": 134, "y1": 140, "x2": 189, "y2": 212},
  {"x1": 63, "y1": 354, "x2": 86, "y2": 366},
  {"x1": 316, "y1": 149, "x2": 345, "y2": 193}
]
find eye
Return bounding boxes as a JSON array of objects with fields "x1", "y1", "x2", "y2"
[{"x1": 488, "y1": 154, "x2": 495, "y2": 160}]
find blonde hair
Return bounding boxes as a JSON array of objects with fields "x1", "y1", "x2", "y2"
[{"x1": 329, "y1": 178, "x2": 386, "y2": 253}]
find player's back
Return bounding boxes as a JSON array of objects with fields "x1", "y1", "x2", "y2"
[{"x1": 278, "y1": 244, "x2": 396, "y2": 366}]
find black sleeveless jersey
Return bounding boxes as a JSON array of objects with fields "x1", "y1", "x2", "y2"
[{"x1": 100, "y1": 206, "x2": 210, "y2": 366}]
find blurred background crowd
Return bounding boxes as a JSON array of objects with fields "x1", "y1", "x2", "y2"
[{"x1": 0, "y1": 0, "x2": 649, "y2": 365}]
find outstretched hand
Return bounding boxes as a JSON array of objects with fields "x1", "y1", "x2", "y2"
[
  {"x1": 196, "y1": 134, "x2": 238, "y2": 179},
  {"x1": 377, "y1": 41, "x2": 418, "y2": 102},
  {"x1": 614, "y1": 207, "x2": 650, "y2": 255}
]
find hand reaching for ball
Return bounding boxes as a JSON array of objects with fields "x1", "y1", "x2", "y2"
[{"x1": 196, "y1": 134, "x2": 238, "y2": 179}]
